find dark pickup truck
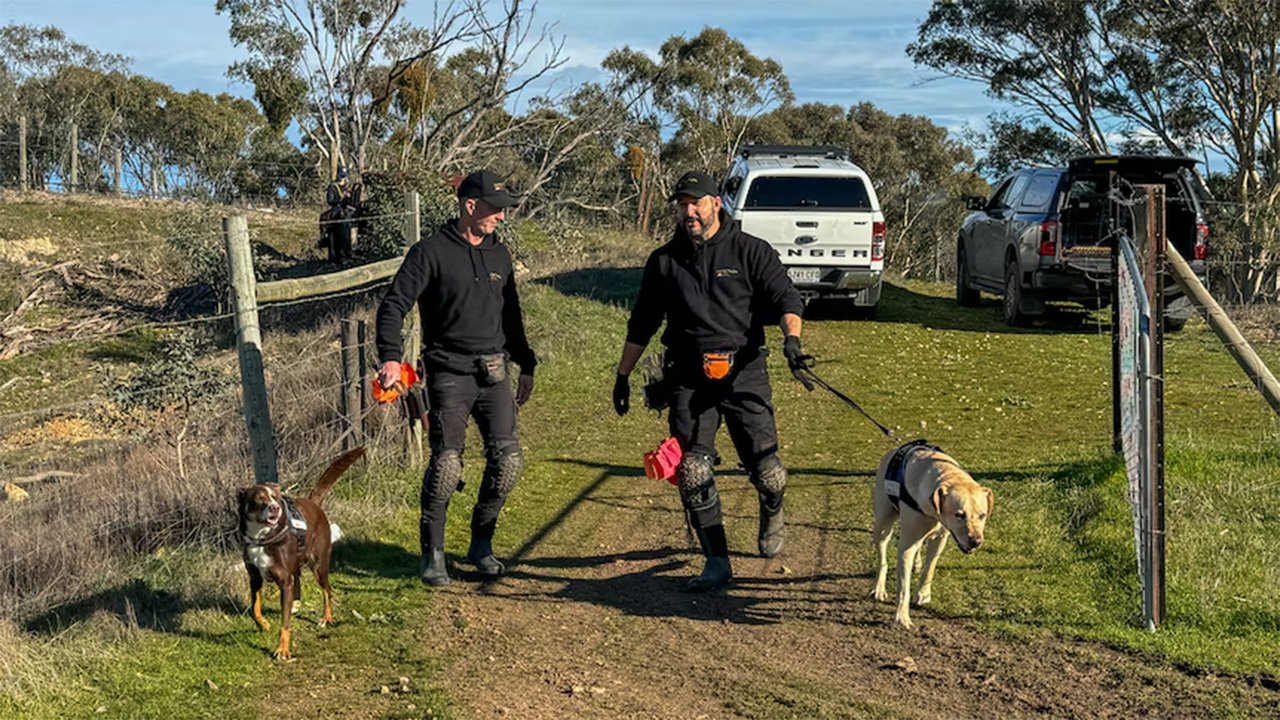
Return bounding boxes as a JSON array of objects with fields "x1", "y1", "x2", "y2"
[{"x1": 956, "y1": 155, "x2": 1210, "y2": 328}]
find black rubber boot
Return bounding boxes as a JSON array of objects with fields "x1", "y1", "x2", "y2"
[
  {"x1": 419, "y1": 548, "x2": 451, "y2": 587},
  {"x1": 687, "y1": 524, "x2": 732, "y2": 593},
  {"x1": 758, "y1": 496, "x2": 785, "y2": 558},
  {"x1": 466, "y1": 536, "x2": 505, "y2": 577}
]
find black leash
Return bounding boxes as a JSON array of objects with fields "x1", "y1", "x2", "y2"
[{"x1": 791, "y1": 359, "x2": 896, "y2": 439}]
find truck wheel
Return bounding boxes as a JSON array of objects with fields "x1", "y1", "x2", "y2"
[
  {"x1": 1003, "y1": 261, "x2": 1031, "y2": 327},
  {"x1": 956, "y1": 244, "x2": 980, "y2": 307}
]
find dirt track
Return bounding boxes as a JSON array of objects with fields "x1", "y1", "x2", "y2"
[{"x1": 419, "y1": 470, "x2": 1280, "y2": 719}]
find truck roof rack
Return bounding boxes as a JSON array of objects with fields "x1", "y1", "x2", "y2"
[{"x1": 738, "y1": 144, "x2": 848, "y2": 161}]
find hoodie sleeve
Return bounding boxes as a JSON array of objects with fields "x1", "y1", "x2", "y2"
[
  {"x1": 625, "y1": 251, "x2": 666, "y2": 346},
  {"x1": 375, "y1": 241, "x2": 432, "y2": 363},
  {"x1": 501, "y1": 268, "x2": 538, "y2": 375},
  {"x1": 749, "y1": 237, "x2": 805, "y2": 318}
]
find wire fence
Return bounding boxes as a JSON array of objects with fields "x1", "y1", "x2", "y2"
[{"x1": 0, "y1": 297, "x2": 406, "y2": 622}]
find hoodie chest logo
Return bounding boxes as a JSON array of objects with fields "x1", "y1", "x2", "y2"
[
  {"x1": 489, "y1": 271, "x2": 504, "y2": 285},
  {"x1": 715, "y1": 267, "x2": 741, "y2": 278}
]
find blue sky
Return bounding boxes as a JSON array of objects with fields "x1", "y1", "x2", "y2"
[{"x1": 3, "y1": 0, "x2": 1003, "y2": 133}]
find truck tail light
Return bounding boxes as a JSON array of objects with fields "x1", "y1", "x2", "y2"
[
  {"x1": 1038, "y1": 220, "x2": 1059, "y2": 256},
  {"x1": 1194, "y1": 223, "x2": 1209, "y2": 260},
  {"x1": 871, "y1": 221, "x2": 885, "y2": 261}
]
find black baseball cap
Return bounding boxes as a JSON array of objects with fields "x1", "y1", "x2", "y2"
[
  {"x1": 668, "y1": 170, "x2": 719, "y2": 201},
  {"x1": 458, "y1": 169, "x2": 516, "y2": 209}
]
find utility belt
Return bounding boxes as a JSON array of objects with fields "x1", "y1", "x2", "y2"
[
  {"x1": 424, "y1": 349, "x2": 509, "y2": 386},
  {"x1": 645, "y1": 346, "x2": 764, "y2": 410}
]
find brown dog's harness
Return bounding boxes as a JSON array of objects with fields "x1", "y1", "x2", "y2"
[
  {"x1": 884, "y1": 439, "x2": 943, "y2": 514},
  {"x1": 240, "y1": 496, "x2": 308, "y2": 549}
]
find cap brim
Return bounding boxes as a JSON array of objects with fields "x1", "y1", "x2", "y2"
[
  {"x1": 668, "y1": 190, "x2": 712, "y2": 202},
  {"x1": 483, "y1": 191, "x2": 517, "y2": 209}
]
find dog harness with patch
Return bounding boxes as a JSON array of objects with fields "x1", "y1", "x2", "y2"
[
  {"x1": 283, "y1": 496, "x2": 308, "y2": 542},
  {"x1": 884, "y1": 439, "x2": 944, "y2": 514}
]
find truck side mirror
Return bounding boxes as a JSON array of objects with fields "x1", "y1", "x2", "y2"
[{"x1": 965, "y1": 195, "x2": 988, "y2": 211}]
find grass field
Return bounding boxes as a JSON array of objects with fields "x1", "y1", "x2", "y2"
[{"x1": 3, "y1": 197, "x2": 1280, "y2": 717}]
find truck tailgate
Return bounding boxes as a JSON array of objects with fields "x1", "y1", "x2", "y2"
[{"x1": 738, "y1": 209, "x2": 877, "y2": 269}]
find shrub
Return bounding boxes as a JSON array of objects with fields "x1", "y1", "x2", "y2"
[
  {"x1": 164, "y1": 211, "x2": 250, "y2": 308},
  {"x1": 356, "y1": 169, "x2": 457, "y2": 261},
  {"x1": 109, "y1": 331, "x2": 229, "y2": 414}
]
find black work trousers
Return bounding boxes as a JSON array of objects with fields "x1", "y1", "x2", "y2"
[
  {"x1": 667, "y1": 350, "x2": 781, "y2": 528},
  {"x1": 419, "y1": 369, "x2": 519, "y2": 552}
]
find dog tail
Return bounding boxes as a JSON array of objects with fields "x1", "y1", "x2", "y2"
[{"x1": 308, "y1": 446, "x2": 366, "y2": 507}]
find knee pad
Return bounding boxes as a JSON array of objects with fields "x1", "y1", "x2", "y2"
[
  {"x1": 482, "y1": 445, "x2": 523, "y2": 497},
  {"x1": 677, "y1": 452, "x2": 717, "y2": 510},
  {"x1": 749, "y1": 454, "x2": 787, "y2": 496},
  {"x1": 424, "y1": 449, "x2": 463, "y2": 502}
]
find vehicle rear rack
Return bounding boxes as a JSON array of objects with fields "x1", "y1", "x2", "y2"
[{"x1": 738, "y1": 144, "x2": 848, "y2": 161}]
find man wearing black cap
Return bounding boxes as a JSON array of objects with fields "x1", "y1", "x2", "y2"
[
  {"x1": 613, "y1": 170, "x2": 810, "y2": 592},
  {"x1": 375, "y1": 169, "x2": 537, "y2": 587}
]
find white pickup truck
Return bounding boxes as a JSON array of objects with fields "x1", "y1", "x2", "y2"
[{"x1": 720, "y1": 145, "x2": 886, "y2": 312}]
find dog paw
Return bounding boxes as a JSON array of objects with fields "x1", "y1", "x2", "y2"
[
  {"x1": 893, "y1": 613, "x2": 914, "y2": 630},
  {"x1": 254, "y1": 618, "x2": 271, "y2": 631},
  {"x1": 318, "y1": 616, "x2": 334, "y2": 628},
  {"x1": 913, "y1": 591, "x2": 932, "y2": 606},
  {"x1": 272, "y1": 647, "x2": 294, "y2": 662},
  {"x1": 871, "y1": 588, "x2": 889, "y2": 603}
]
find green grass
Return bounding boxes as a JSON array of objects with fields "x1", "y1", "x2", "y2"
[{"x1": 4, "y1": 241, "x2": 1280, "y2": 716}]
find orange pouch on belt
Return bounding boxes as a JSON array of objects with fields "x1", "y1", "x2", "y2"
[{"x1": 702, "y1": 352, "x2": 734, "y2": 381}]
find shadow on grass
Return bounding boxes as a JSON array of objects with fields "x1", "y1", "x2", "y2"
[
  {"x1": 533, "y1": 267, "x2": 642, "y2": 310},
  {"x1": 333, "y1": 537, "x2": 420, "y2": 580},
  {"x1": 465, "y1": 458, "x2": 872, "y2": 625},
  {"x1": 846, "y1": 282, "x2": 1108, "y2": 336},
  {"x1": 499, "y1": 549, "x2": 861, "y2": 627},
  {"x1": 22, "y1": 578, "x2": 237, "y2": 636}
]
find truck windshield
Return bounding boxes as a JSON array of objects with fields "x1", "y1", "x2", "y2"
[{"x1": 743, "y1": 176, "x2": 872, "y2": 210}]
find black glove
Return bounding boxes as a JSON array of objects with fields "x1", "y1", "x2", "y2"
[
  {"x1": 783, "y1": 335, "x2": 815, "y2": 389},
  {"x1": 613, "y1": 373, "x2": 630, "y2": 416},
  {"x1": 784, "y1": 336, "x2": 813, "y2": 369}
]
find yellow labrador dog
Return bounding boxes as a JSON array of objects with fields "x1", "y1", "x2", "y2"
[{"x1": 871, "y1": 440, "x2": 993, "y2": 629}]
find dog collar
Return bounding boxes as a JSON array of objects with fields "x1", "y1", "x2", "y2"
[{"x1": 241, "y1": 519, "x2": 291, "y2": 548}]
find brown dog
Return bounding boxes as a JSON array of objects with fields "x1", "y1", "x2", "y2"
[
  {"x1": 237, "y1": 447, "x2": 365, "y2": 660},
  {"x1": 870, "y1": 440, "x2": 993, "y2": 629}
]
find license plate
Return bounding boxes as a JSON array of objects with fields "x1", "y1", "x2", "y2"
[{"x1": 788, "y1": 267, "x2": 822, "y2": 284}]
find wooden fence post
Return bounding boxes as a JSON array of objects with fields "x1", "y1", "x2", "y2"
[
  {"x1": 113, "y1": 147, "x2": 123, "y2": 195},
  {"x1": 340, "y1": 319, "x2": 365, "y2": 451},
  {"x1": 357, "y1": 319, "x2": 368, "y2": 441},
  {"x1": 401, "y1": 190, "x2": 423, "y2": 367},
  {"x1": 224, "y1": 214, "x2": 279, "y2": 484},
  {"x1": 18, "y1": 115, "x2": 28, "y2": 192},
  {"x1": 401, "y1": 190, "x2": 424, "y2": 462},
  {"x1": 1167, "y1": 240, "x2": 1280, "y2": 415},
  {"x1": 69, "y1": 123, "x2": 78, "y2": 191}
]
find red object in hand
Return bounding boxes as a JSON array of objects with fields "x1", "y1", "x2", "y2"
[
  {"x1": 644, "y1": 437, "x2": 683, "y2": 485},
  {"x1": 371, "y1": 363, "x2": 419, "y2": 404}
]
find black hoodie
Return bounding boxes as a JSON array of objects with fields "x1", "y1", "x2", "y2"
[
  {"x1": 376, "y1": 222, "x2": 536, "y2": 375},
  {"x1": 626, "y1": 212, "x2": 804, "y2": 357}
]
